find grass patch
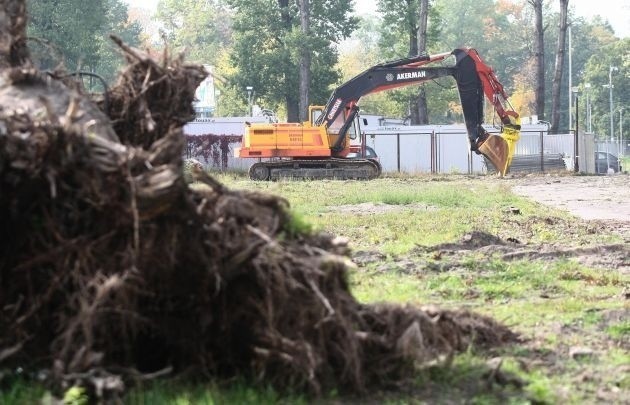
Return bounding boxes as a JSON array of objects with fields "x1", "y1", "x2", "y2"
[
  {"x1": 124, "y1": 381, "x2": 302, "y2": 405},
  {"x1": 0, "y1": 378, "x2": 46, "y2": 405},
  {"x1": 212, "y1": 175, "x2": 621, "y2": 255},
  {"x1": 606, "y1": 321, "x2": 630, "y2": 340},
  {"x1": 558, "y1": 265, "x2": 623, "y2": 286},
  {"x1": 350, "y1": 270, "x2": 427, "y2": 304},
  {"x1": 281, "y1": 209, "x2": 313, "y2": 238}
]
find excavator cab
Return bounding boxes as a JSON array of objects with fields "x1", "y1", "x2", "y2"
[
  {"x1": 310, "y1": 104, "x2": 360, "y2": 154},
  {"x1": 308, "y1": 105, "x2": 323, "y2": 127}
]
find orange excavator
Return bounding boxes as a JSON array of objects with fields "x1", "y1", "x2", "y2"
[{"x1": 235, "y1": 47, "x2": 520, "y2": 180}]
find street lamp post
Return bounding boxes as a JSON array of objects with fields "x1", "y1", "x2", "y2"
[
  {"x1": 568, "y1": 23, "x2": 573, "y2": 131},
  {"x1": 572, "y1": 87, "x2": 579, "y2": 172},
  {"x1": 619, "y1": 108, "x2": 626, "y2": 156},
  {"x1": 246, "y1": 86, "x2": 253, "y2": 116},
  {"x1": 584, "y1": 83, "x2": 592, "y2": 132},
  {"x1": 608, "y1": 66, "x2": 618, "y2": 143}
]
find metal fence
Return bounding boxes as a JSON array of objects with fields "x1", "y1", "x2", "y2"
[
  {"x1": 185, "y1": 122, "x2": 617, "y2": 175},
  {"x1": 363, "y1": 127, "x2": 578, "y2": 174}
]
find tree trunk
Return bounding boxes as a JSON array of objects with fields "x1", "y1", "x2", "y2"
[
  {"x1": 407, "y1": 0, "x2": 418, "y2": 57},
  {"x1": 529, "y1": 0, "x2": 545, "y2": 121},
  {"x1": 416, "y1": 0, "x2": 429, "y2": 124},
  {"x1": 298, "y1": 0, "x2": 311, "y2": 123},
  {"x1": 550, "y1": 0, "x2": 569, "y2": 134},
  {"x1": 278, "y1": 0, "x2": 298, "y2": 122},
  {"x1": 286, "y1": 95, "x2": 299, "y2": 123},
  {"x1": 407, "y1": 0, "x2": 420, "y2": 125},
  {"x1": 417, "y1": 0, "x2": 428, "y2": 51}
]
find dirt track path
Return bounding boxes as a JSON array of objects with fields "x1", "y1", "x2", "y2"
[{"x1": 510, "y1": 175, "x2": 630, "y2": 222}]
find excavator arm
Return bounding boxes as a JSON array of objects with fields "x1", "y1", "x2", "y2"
[{"x1": 317, "y1": 47, "x2": 520, "y2": 175}]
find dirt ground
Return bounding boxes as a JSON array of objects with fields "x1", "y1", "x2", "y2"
[
  {"x1": 510, "y1": 174, "x2": 630, "y2": 222},
  {"x1": 509, "y1": 173, "x2": 630, "y2": 239}
]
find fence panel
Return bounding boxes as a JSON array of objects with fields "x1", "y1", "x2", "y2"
[{"x1": 184, "y1": 121, "x2": 597, "y2": 175}]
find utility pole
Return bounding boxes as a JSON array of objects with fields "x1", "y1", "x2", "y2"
[
  {"x1": 619, "y1": 108, "x2": 626, "y2": 156},
  {"x1": 584, "y1": 83, "x2": 592, "y2": 132},
  {"x1": 608, "y1": 66, "x2": 618, "y2": 142},
  {"x1": 574, "y1": 89, "x2": 579, "y2": 172},
  {"x1": 568, "y1": 23, "x2": 573, "y2": 131}
]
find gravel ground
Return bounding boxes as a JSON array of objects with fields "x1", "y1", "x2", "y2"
[{"x1": 510, "y1": 174, "x2": 630, "y2": 232}]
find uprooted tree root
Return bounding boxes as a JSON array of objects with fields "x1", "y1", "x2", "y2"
[{"x1": 0, "y1": 1, "x2": 518, "y2": 399}]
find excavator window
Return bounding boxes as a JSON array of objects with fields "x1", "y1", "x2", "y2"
[
  {"x1": 309, "y1": 106, "x2": 323, "y2": 125},
  {"x1": 348, "y1": 116, "x2": 358, "y2": 140},
  {"x1": 327, "y1": 108, "x2": 359, "y2": 140},
  {"x1": 327, "y1": 111, "x2": 345, "y2": 135}
]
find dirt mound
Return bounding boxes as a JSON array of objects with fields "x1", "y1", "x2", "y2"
[{"x1": 0, "y1": 1, "x2": 517, "y2": 399}]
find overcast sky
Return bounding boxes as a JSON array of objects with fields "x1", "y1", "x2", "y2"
[{"x1": 124, "y1": 0, "x2": 629, "y2": 38}]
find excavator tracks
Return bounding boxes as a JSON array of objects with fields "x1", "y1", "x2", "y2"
[{"x1": 248, "y1": 159, "x2": 382, "y2": 181}]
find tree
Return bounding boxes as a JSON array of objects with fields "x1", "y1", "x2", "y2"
[
  {"x1": 227, "y1": 0, "x2": 357, "y2": 122},
  {"x1": 414, "y1": 0, "x2": 429, "y2": 124},
  {"x1": 28, "y1": 0, "x2": 104, "y2": 70},
  {"x1": 337, "y1": 16, "x2": 404, "y2": 118},
  {"x1": 580, "y1": 38, "x2": 629, "y2": 139},
  {"x1": 549, "y1": 0, "x2": 569, "y2": 133},
  {"x1": 27, "y1": 0, "x2": 141, "y2": 82},
  {"x1": 98, "y1": 0, "x2": 144, "y2": 80},
  {"x1": 433, "y1": 0, "x2": 532, "y2": 91},
  {"x1": 155, "y1": 0, "x2": 232, "y2": 65},
  {"x1": 377, "y1": 0, "x2": 440, "y2": 124},
  {"x1": 540, "y1": 13, "x2": 619, "y2": 131}
]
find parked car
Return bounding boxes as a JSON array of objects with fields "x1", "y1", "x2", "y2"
[{"x1": 594, "y1": 152, "x2": 622, "y2": 174}]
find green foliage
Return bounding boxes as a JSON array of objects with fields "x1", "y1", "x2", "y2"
[
  {"x1": 63, "y1": 386, "x2": 89, "y2": 405},
  {"x1": 27, "y1": 0, "x2": 142, "y2": 83},
  {"x1": 377, "y1": 0, "x2": 442, "y2": 58},
  {"x1": 539, "y1": 13, "x2": 619, "y2": 130},
  {"x1": 98, "y1": 0, "x2": 144, "y2": 81},
  {"x1": 524, "y1": 375, "x2": 556, "y2": 404},
  {"x1": 225, "y1": 0, "x2": 358, "y2": 121},
  {"x1": 580, "y1": 38, "x2": 629, "y2": 138},
  {"x1": 371, "y1": 0, "x2": 446, "y2": 120},
  {"x1": 156, "y1": 0, "x2": 232, "y2": 65},
  {"x1": 327, "y1": 180, "x2": 523, "y2": 210},
  {"x1": 432, "y1": 0, "x2": 533, "y2": 97},
  {"x1": 337, "y1": 16, "x2": 403, "y2": 117},
  {"x1": 340, "y1": 0, "x2": 626, "y2": 132}
]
